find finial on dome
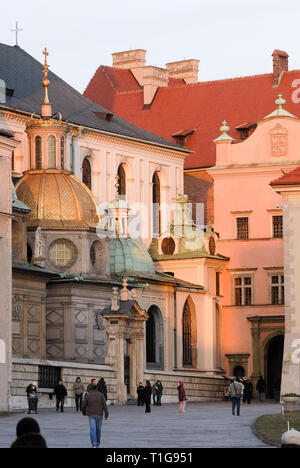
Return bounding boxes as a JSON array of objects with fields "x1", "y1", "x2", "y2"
[
  {"x1": 275, "y1": 93, "x2": 286, "y2": 109},
  {"x1": 41, "y1": 47, "x2": 52, "y2": 118},
  {"x1": 220, "y1": 121, "x2": 230, "y2": 134},
  {"x1": 214, "y1": 120, "x2": 235, "y2": 143},
  {"x1": 263, "y1": 93, "x2": 297, "y2": 119}
]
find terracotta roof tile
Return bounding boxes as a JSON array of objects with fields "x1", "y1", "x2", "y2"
[
  {"x1": 271, "y1": 166, "x2": 300, "y2": 186},
  {"x1": 84, "y1": 63, "x2": 300, "y2": 169}
]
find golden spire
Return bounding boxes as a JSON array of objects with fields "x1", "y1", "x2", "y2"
[
  {"x1": 40, "y1": 47, "x2": 53, "y2": 118},
  {"x1": 42, "y1": 47, "x2": 50, "y2": 105}
]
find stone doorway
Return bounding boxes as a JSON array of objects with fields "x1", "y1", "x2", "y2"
[{"x1": 265, "y1": 335, "x2": 284, "y2": 399}]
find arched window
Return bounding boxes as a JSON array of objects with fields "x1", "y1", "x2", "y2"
[
  {"x1": 146, "y1": 305, "x2": 164, "y2": 370},
  {"x1": 183, "y1": 301, "x2": 192, "y2": 366},
  {"x1": 146, "y1": 309, "x2": 156, "y2": 363},
  {"x1": 60, "y1": 136, "x2": 65, "y2": 170},
  {"x1": 82, "y1": 158, "x2": 92, "y2": 190},
  {"x1": 161, "y1": 237, "x2": 175, "y2": 255},
  {"x1": 118, "y1": 164, "x2": 126, "y2": 197},
  {"x1": 35, "y1": 136, "x2": 42, "y2": 169},
  {"x1": 152, "y1": 172, "x2": 161, "y2": 237},
  {"x1": 48, "y1": 136, "x2": 56, "y2": 169}
]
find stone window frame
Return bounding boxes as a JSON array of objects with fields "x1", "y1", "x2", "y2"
[
  {"x1": 267, "y1": 269, "x2": 284, "y2": 305},
  {"x1": 230, "y1": 270, "x2": 256, "y2": 306},
  {"x1": 48, "y1": 238, "x2": 78, "y2": 271},
  {"x1": 231, "y1": 211, "x2": 253, "y2": 240}
]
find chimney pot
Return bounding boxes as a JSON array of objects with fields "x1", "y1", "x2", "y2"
[
  {"x1": 272, "y1": 49, "x2": 289, "y2": 86},
  {"x1": 166, "y1": 59, "x2": 200, "y2": 84},
  {"x1": 112, "y1": 49, "x2": 147, "y2": 85}
]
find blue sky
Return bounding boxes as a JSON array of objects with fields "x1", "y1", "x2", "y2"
[{"x1": 1, "y1": 0, "x2": 300, "y2": 92}]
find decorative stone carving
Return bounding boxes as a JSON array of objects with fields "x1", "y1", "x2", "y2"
[
  {"x1": 270, "y1": 124, "x2": 288, "y2": 157},
  {"x1": 34, "y1": 227, "x2": 44, "y2": 259},
  {"x1": 12, "y1": 295, "x2": 22, "y2": 321}
]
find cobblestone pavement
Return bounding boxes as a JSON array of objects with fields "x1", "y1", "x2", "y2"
[{"x1": 0, "y1": 401, "x2": 280, "y2": 448}]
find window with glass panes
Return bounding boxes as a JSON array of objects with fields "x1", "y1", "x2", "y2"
[
  {"x1": 273, "y1": 216, "x2": 283, "y2": 238},
  {"x1": 237, "y1": 217, "x2": 249, "y2": 239},
  {"x1": 271, "y1": 274, "x2": 284, "y2": 304},
  {"x1": 234, "y1": 276, "x2": 252, "y2": 305}
]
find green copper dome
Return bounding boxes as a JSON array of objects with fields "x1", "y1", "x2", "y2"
[{"x1": 109, "y1": 237, "x2": 155, "y2": 275}]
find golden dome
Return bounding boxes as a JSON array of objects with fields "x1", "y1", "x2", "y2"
[{"x1": 15, "y1": 170, "x2": 100, "y2": 230}]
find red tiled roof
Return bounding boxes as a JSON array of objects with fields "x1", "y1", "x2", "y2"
[
  {"x1": 84, "y1": 65, "x2": 300, "y2": 170},
  {"x1": 271, "y1": 167, "x2": 300, "y2": 186}
]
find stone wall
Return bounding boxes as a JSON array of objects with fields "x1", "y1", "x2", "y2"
[
  {"x1": 144, "y1": 370, "x2": 225, "y2": 403},
  {"x1": 11, "y1": 358, "x2": 117, "y2": 410}
]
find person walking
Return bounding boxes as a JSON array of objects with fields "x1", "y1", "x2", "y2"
[
  {"x1": 73, "y1": 377, "x2": 85, "y2": 412},
  {"x1": 256, "y1": 376, "x2": 267, "y2": 401},
  {"x1": 177, "y1": 381, "x2": 187, "y2": 414},
  {"x1": 82, "y1": 385, "x2": 109, "y2": 449},
  {"x1": 244, "y1": 379, "x2": 253, "y2": 404},
  {"x1": 53, "y1": 380, "x2": 68, "y2": 413},
  {"x1": 229, "y1": 377, "x2": 244, "y2": 416},
  {"x1": 144, "y1": 381, "x2": 152, "y2": 413},
  {"x1": 156, "y1": 380, "x2": 163, "y2": 406},
  {"x1": 26, "y1": 382, "x2": 39, "y2": 415},
  {"x1": 87, "y1": 379, "x2": 97, "y2": 393},
  {"x1": 97, "y1": 378, "x2": 108, "y2": 401},
  {"x1": 137, "y1": 382, "x2": 145, "y2": 407},
  {"x1": 152, "y1": 382, "x2": 158, "y2": 406}
]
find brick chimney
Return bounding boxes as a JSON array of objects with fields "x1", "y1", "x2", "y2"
[
  {"x1": 272, "y1": 50, "x2": 289, "y2": 86},
  {"x1": 166, "y1": 59, "x2": 200, "y2": 84},
  {"x1": 112, "y1": 49, "x2": 146, "y2": 86},
  {"x1": 143, "y1": 66, "x2": 169, "y2": 106}
]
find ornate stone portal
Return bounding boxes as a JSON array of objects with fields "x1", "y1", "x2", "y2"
[{"x1": 101, "y1": 285, "x2": 148, "y2": 404}]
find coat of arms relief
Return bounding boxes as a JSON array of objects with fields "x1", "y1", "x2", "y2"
[{"x1": 270, "y1": 124, "x2": 288, "y2": 157}]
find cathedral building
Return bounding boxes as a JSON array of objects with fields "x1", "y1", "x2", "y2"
[
  {"x1": 0, "y1": 43, "x2": 226, "y2": 409},
  {"x1": 84, "y1": 48, "x2": 300, "y2": 396}
]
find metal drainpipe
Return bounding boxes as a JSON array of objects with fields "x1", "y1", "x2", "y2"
[{"x1": 174, "y1": 286, "x2": 178, "y2": 370}]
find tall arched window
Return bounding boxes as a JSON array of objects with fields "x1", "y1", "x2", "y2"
[
  {"x1": 146, "y1": 309, "x2": 156, "y2": 363},
  {"x1": 82, "y1": 158, "x2": 92, "y2": 190},
  {"x1": 183, "y1": 301, "x2": 192, "y2": 366},
  {"x1": 152, "y1": 172, "x2": 161, "y2": 237},
  {"x1": 60, "y1": 136, "x2": 65, "y2": 169},
  {"x1": 35, "y1": 136, "x2": 42, "y2": 169},
  {"x1": 48, "y1": 136, "x2": 56, "y2": 169},
  {"x1": 118, "y1": 164, "x2": 126, "y2": 197},
  {"x1": 146, "y1": 305, "x2": 164, "y2": 370}
]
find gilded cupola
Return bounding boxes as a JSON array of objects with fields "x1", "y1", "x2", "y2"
[{"x1": 16, "y1": 49, "x2": 100, "y2": 231}]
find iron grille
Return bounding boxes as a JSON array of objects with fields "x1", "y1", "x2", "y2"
[{"x1": 38, "y1": 366, "x2": 61, "y2": 389}]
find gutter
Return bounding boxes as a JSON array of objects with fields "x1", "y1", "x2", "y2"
[{"x1": 0, "y1": 104, "x2": 192, "y2": 156}]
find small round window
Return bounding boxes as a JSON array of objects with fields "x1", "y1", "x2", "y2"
[
  {"x1": 49, "y1": 239, "x2": 75, "y2": 267},
  {"x1": 161, "y1": 237, "x2": 176, "y2": 255}
]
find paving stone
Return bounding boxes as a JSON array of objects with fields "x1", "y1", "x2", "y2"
[{"x1": 0, "y1": 401, "x2": 279, "y2": 448}]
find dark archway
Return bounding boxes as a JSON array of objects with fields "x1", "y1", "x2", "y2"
[
  {"x1": 266, "y1": 335, "x2": 284, "y2": 399},
  {"x1": 146, "y1": 305, "x2": 164, "y2": 370},
  {"x1": 82, "y1": 158, "x2": 92, "y2": 190},
  {"x1": 234, "y1": 366, "x2": 245, "y2": 378}
]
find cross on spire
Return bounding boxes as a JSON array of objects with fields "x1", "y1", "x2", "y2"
[{"x1": 11, "y1": 22, "x2": 23, "y2": 47}]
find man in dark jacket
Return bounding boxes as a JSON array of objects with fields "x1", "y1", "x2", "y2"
[
  {"x1": 156, "y1": 380, "x2": 164, "y2": 406},
  {"x1": 144, "y1": 381, "x2": 152, "y2": 414},
  {"x1": 53, "y1": 380, "x2": 68, "y2": 413},
  {"x1": 137, "y1": 382, "x2": 145, "y2": 406},
  {"x1": 256, "y1": 376, "x2": 267, "y2": 401},
  {"x1": 82, "y1": 385, "x2": 109, "y2": 448},
  {"x1": 97, "y1": 378, "x2": 108, "y2": 401}
]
